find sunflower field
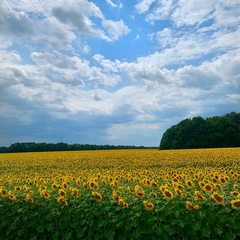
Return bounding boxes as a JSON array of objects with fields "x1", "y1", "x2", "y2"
[{"x1": 0, "y1": 148, "x2": 240, "y2": 239}]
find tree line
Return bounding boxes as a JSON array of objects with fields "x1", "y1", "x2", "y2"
[
  {"x1": 159, "y1": 112, "x2": 240, "y2": 150},
  {"x1": 0, "y1": 142, "x2": 157, "y2": 153}
]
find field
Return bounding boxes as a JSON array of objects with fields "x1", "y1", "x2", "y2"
[{"x1": 0, "y1": 148, "x2": 240, "y2": 239}]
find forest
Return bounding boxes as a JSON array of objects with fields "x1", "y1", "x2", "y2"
[
  {"x1": 159, "y1": 112, "x2": 240, "y2": 150},
  {"x1": 0, "y1": 142, "x2": 155, "y2": 153}
]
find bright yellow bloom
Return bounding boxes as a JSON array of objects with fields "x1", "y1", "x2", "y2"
[
  {"x1": 41, "y1": 190, "x2": 50, "y2": 199},
  {"x1": 143, "y1": 201, "x2": 154, "y2": 211},
  {"x1": 25, "y1": 194, "x2": 34, "y2": 203},
  {"x1": 118, "y1": 198, "x2": 129, "y2": 208},
  {"x1": 89, "y1": 181, "x2": 98, "y2": 190},
  {"x1": 194, "y1": 191, "x2": 206, "y2": 201},
  {"x1": 59, "y1": 189, "x2": 66, "y2": 197},
  {"x1": 203, "y1": 184, "x2": 213, "y2": 192},
  {"x1": 62, "y1": 182, "x2": 68, "y2": 190},
  {"x1": 150, "y1": 192, "x2": 158, "y2": 198},
  {"x1": 211, "y1": 192, "x2": 224, "y2": 205},
  {"x1": 174, "y1": 188, "x2": 183, "y2": 198},
  {"x1": 231, "y1": 199, "x2": 240, "y2": 209},
  {"x1": 71, "y1": 188, "x2": 80, "y2": 198},
  {"x1": 57, "y1": 196, "x2": 68, "y2": 206},
  {"x1": 162, "y1": 189, "x2": 174, "y2": 200},
  {"x1": 186, "y1": 201, "x2": 200, "y2": 210},
  {"x1": 185, "y1": 180, "x2": 194, "y2": 188},
  {"x1": 92, "y1": 192, "x2": 103, "y2": 202}
]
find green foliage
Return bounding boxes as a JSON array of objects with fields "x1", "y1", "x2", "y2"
[
  {"x1": 159, "y1": 112, "x2": 240, "y2": 149},
  {"x1": 0, "y1": 142, "x2": 157, "y2": 153},
  {"x1": 1, "y1": 197, "x2": 240, "y2": 239}
]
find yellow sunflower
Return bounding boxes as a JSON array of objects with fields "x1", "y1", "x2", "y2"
[
  {"x1": 231, "y1": 199, "x2": 240, "y2": 209},
  {"x1": 162, "y1": 189, "x2": 174, "y2": 200},
  {"x1": 143, "y1": 201, "x2": 154, "y2": 211},
  {"x1": 194, "y1": 191, "x2": 206, "y2": 201},
  {"x1": 211, "y1": 192, "x2": 224, "y2": 205},
  {"x1": 92, "y1": 192, "x2": 103, "y2": 202}
]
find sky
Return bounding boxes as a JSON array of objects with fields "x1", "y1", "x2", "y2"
[{"x1": 0, "y1": 0, "x2": 240, "y2": 147}]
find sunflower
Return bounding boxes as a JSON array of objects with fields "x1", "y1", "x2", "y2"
[
  {"x1": 92, "y1": 192, "x2": 103, "y2": 202},
  {"x1": 143, "y1": 201, "x2": 154, "y2": 211},
  {"x1": 231, "y1": 199, "x2": 240, "y2": 209},
  {"x1": 185, "y1": 180, "x2": 194, "y2": 188},
  {"x1": 8, "y1": 192, "x2": 17, "y2": 201},
  {"x1": 186, "y1": 201, "x2": 200, "y2": 210},
  {"x1": 186, "y1": 201, "x2": 195, "y2": 210},
  {"x1": 150, "y1": 192, "x2": 158, "y2": 198},
  {"x1": 76, "y1": 178, "x2": 81, "y2": 186},
  {"x1": 118, "y1": 198, "x2": 129, "y2": 208},
  {"x1": 59, "y1": 189, "x2": 66, "y2": 197},
  {"x1": 52, "y1": 182, "x2": 57, "y2": 189},
  {"x1": 151, "y1": 181, "x2": 158, "y2": 188},
  {"x1": 62, "y1": 182, "x2": 68, "y2": 190},
  {"x1": 198, "y1": 181, "x2": 205, "y2": 188},
  {"x1": 112, "y1": 191, "x2": 120, "y2": 201},
  {"x1": 211, "y1": 192, "x2": 224, "y2": 205},
  {"x1": 174, "y1": 188, "x2": 183, "y2": 198},
  {"x1": 135, "y1": 190, "x2": 145, "y2": 198},
  {"x1": 162, "y1": 189, "x2": 174, "y2": 200},
  {"x1": 41, "y1": 190, "x2": 50, "y2": 199},
  {"x1": 71, "y1": 188, "x2": 80, "y2": 198},
  {"x1": 25, "y1": 194, "x2": 34, "y2": 203},
  {"x1": 1, "y1": 188, "x2": 7, "y2": 196},
  {"x1": 203, "y1": 184, "x2": 213, "y2": 192},
  {"x1": 219, "y1": 177, "x2": 227, "y2": 184},
  {"x1": 102, "y1": 179, "x2": 107, "y2": 186},
  {"x1": 57, "y1": 196, "x2": 68, "y2": 206},
  {"x1": 14, "y1": 186, "x2": 21, "y2": 191},
  {"x1": 230, "y1": 191, "x2": 239, "y2": 196},
  {"x1": 194, "y1": 191, "x2": 206, "y2": 201}
]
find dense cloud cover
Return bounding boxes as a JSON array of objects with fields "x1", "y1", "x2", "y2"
[{"x1": 0, "y1": 0, "x2": 240, "y2": 146}]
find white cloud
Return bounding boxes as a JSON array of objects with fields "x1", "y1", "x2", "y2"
[
  {"x1": 102, "y1": 19, "x2": 130, "y2": 41},
  {"x1": 106, "y1": 0, "x2": 122, "y2": 8},
  {"x1": 135, "y1": 0, "x2": 156, "y2": 14}
]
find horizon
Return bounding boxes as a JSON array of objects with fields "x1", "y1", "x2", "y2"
[{"x1": 0, "y1": 1, "x2": 240, "y2": 147}]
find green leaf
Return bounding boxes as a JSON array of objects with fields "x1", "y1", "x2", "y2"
[
  {"x1": 46, "y1": 223, "x2": 53, "y2": 231},
  {"x1": 155, "y1": 226, "x2": 163, "y2": 235},
  {"x1": 200, "y1": 225, "x2": 211, "y2": 238},
  {"x1": 225, "y1": 232, "x2": 236, "y2": 240},
  {"x1": 76, "y1": 229, "x2": 84, "y2": 239},
  {"x1": 98, "y1": 219, "x2": 107, "y2": 228},
  {"x1": 36, "y1": 224, "x2": 44, "y2": 233},
  {"x1": 104, "y1": 230, "x2": 114, "y2": 240},
  {"x1": 191, "y1": 221, "x2": 201, "y2": 231},
  {"x1": 62, "y1": 212, "x2": 71, "y2": 222},
  {"x1": 215, "y1": 227, "x2": 223, "y2": 236}
]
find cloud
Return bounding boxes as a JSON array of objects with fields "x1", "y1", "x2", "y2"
[
  {"x1": 102, "y1": 19, "x2": 130, "y2": 41},
  {"x1": 106, "y1": 0, "x2": 123, "y2": 8},
  {"x1": 0, "y1": 1, "x2": 34, "y2": 37}
]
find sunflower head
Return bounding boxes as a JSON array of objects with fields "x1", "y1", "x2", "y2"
[
  {"x1": 231, "y1": 199, "x2": 240, "y2": 209},
  {"x1": 59, "y1": 189, "x2": 66, "y2": 196},
  {"x1": 92, "y1": 191, "x2": 103, "y2": 202},
  {"x1": 194, "y1": 191, "x2": 206, "y2": 201},
  {"x1": 57, "y1": 196, "x2": 68, "y2": 206},
  {"x1": 203, "y1": 184, "x2": 213, "y2": 192},
  {"x1": 163, "y1": 190, "x2": 174, "y2": 200},
  {"x1": 143, "y1": 201, "x2": 154, "y2": 211},
  {"x1": 211, "y1": 192, "x2": 224, "y2": 205}
]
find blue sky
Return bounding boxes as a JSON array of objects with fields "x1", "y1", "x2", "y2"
[{"x1": 0, "y1": 0, "x2": 240, "y2": 147}]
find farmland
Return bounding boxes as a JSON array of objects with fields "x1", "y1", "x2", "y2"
[{"x1": 0, "y1": 148, "x2": 240, "y2": 239}]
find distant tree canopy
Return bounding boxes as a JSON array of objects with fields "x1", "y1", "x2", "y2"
[
  {"x1": 159, "y1": 112, "x2": 240, "y2": 150},
  {"x1": 0, "y1": 142, "x2": 156, "y2": 153}
]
